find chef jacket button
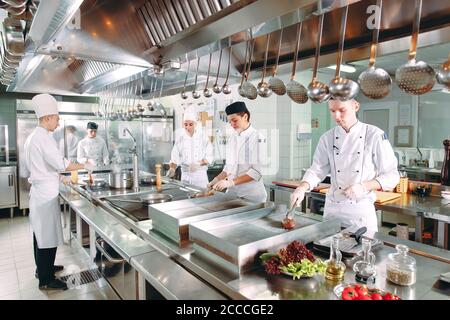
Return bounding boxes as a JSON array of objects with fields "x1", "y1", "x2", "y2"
[
  {"x1": 337, "y1": 170, "x2": 341, "y2": 173},
  {"x1": 360, "y1": 136, "x2": 362, "y2": 138},
  {"x1": 356, "y1": 170, "x2": 360, "y2": 173},
  {"x1": 357, "y1": 152, "x2": 360, "y2": 154},
  {"x1": 336, "y1": 137, "x2": 339, "y2": 139},
  {"x1": 339, "y1": 187, "x2": 342, "y2": 189},
  {"x1": 336, "y1": 153, "x2": 339, "y2": 155}
]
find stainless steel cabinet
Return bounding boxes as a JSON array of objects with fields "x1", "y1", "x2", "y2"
[{"x1": 0, "y1": 166, "x2": 18, "y2": 217}]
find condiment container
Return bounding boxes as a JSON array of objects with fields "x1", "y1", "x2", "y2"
[{"x1": 386, "y1": 244, "x2": 416, "y2": 286}]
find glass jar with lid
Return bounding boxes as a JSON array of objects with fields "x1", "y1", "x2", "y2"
[{"x1": 386, "y1": 244, "x2": 416, "y2": 286}]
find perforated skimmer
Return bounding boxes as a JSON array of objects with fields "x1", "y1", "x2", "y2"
[
  {"x1": 395, "y1": 0, "x2": 436, "y2": 95},
  {"x1": 286, "y1": 22, "x2": 308, "y2": 104},
  {"x1": 358, "y1": 0, "x2": 392, "y2": 99},
  {"x1": 268, "y1": 29, "x2": 286, "y2": 96}
]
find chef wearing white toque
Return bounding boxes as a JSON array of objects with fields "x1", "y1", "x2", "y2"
[
  {"x1": 24, "y1": 93, "x2": 92, "y2": 290},
  {"x1": 167, "y1": 111, "x2": 213, "y2": 189}
]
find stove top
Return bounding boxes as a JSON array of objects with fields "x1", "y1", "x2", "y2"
[{"x1": 103, "y1": 186, "x2": 192, "y2": 222}]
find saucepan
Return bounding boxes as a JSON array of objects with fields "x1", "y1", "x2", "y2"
[{"x1": 109, "y1": 171, "x2": 133, "y2": 189}]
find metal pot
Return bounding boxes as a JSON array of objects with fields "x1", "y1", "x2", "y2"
[{"x1": 109, "y1": 171, "x2": 133, "y2": 189}]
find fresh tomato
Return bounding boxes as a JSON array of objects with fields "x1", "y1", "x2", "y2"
[
  {"x1": 371, "y1": 293, "x2": 383, "y2": 300},
  {"x1": 342, "y1": 287, "x2": 358, "y2": 300},
  {"x1": 382, "y1": 293, "x2": 393, "y2": 300},
  {"x1": 392, "y1": 294, "x2": 401, "y2": 300},
  {"x1": 355, "y1": 286, "x2": 369, "y2": 297},
  {"x1": 358, "y1": 295, "x2": 372, "y2": 300}
]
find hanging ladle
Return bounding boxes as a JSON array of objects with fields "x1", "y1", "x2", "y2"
[
  {"x1": 436, "y1": 53, "x2": 450, "y2": 89},
  {"x1": 329, "y1": 5, "x2": 360, "y2": 101},
  {"x1": 136, "y1": 78, "x2": 146, "y2": 114},
  {"x1": 242, "y1": 39, "x2": 257, "y2": 100},
  {"x1": 203, "y1": 53, "x2": 213, "y2": 97},
  {"x1": 192, "y1": 55, "x2": 201, "y2": 99},
  {"x1": 257, "y1": 33, "x2": 272, "y2": 98},
  {"x1": 286, "y1": 22, "x2": 308, "y2": 104},
  {"x1": 395, "y1": 0, "x2": 435, "y2": 95},
  {"x1": 222, "y1": 46, "x2": 233, "y2": 94},
  {"x1": 307, "y1": 13, "x2": 331, "y2": 103},
  {"x1": 358, "y1": 0, "x2": 392, "y2": 99},
  {"x1": 212, "y1": 49, "x2": 223, "y2": 94},
  {"x1": 238, "y1": 40, "x2": 250, "y2": 97},
  {"x1": 181, "y1": 55, "x2": 190, "y2": 99},
  {"x1": 268, "y1": 29, "x2": 286, "y2": 96}
]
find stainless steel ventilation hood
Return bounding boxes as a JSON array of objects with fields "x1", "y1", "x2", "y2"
[{"x1": 4, "y1": 0, "x2": 450, "y2": 97}]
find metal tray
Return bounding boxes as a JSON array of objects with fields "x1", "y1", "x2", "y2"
[
  {"x1": 189, "y1": 208, "x2": 341, "y2": 275},
  {"x1": 149, "y1": 193, "x2": 265, "y2": 244}
]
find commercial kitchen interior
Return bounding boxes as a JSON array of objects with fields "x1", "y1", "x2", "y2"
[{"x1": 0, "y1": 0, "x2": 449, "y2": 300}]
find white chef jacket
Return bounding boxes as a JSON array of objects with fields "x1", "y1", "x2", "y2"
[
  {"x1": 24, "y1": 127, "x2": 69, "y2": 248},
  {"x1": 302, "y1": 121, "x2": 399, "y2": 231},
  {"x1": 170, "y1": 129, "x2": 213, "y2": 189},
  {"x1": 77, "y1": 136, "x2": 110, "y2": 165},
  {"x1": 223, "y1": 124, "x2": 267, "y2": 203},
  {"x1": 59, "y1": 133, "x2": 79, "y2": 162}
]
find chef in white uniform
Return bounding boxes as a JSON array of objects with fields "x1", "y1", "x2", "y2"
[
  {"x1": 77, "y1": 122, "x2": 110, "y2": 166},
  {"x1": 167, "y1": 111, "x2": 213, "y2": 189},
  {"x1": 209, "y1": 101, "x2": 267, "y2": 203},
  {"x1": 24, "y1": 93, "x2": 93, "y2": 290},
  {"x1": 290, "y1": 99, "x2": 399, "y2": 231}
]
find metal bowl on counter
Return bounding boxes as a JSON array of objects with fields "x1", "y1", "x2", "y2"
[
  {"x1": 109, "y1": 171, "x2": 133, "y2": 189},
  {"x1": 82, "y1": 178, "x2": 108, "y2": 191}
]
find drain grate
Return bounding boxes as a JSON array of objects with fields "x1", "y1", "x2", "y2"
[{"x1": 59, "y1": 269, "x2": 103, "y2": 288}]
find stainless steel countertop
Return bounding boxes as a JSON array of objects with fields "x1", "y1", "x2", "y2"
[
  {"x1": 61, "y1": 180, "x2": 450, "y2": 300},
  {"x1": 268, "y1": 183, "x2": 450, "y2": 223}
]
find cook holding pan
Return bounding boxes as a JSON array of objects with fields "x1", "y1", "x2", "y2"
[{"x1": 290, "y1": 99, "x2": 399, "y2": 232}]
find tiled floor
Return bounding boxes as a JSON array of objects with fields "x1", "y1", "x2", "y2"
[{"x1": 0, "y1": 210, "x2": 119, "y2": 300}]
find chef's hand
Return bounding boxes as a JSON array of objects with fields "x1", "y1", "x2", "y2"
[
  {"x1": 84, "y1": 162, "x2": 95, "y2": 172},
  {"x1": 344, "y1": 183, "x2": 367, "y2": 200},
  {"x1": 213, "y1": 179, "x2": 235, "y2": 191},
  {"x1": 166, "y1": 167, "x2": 176, "y2": 178},
  {"x1": 207, "y1": 177, "x2": 220, "y2": 190},
  {"x1": 60, "y1": 176, "x2": 72, "y2": 185},
  {"x1": 290, "y1": 187, "x2": 307, "y2": 208}
]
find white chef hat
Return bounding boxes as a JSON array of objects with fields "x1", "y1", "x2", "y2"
[
  {"x1": 32, "y1": 93, "x2": 59, "y2": 118},
  {"x1": 183, "y1": 112, "x2": 197, "y2": 122}
]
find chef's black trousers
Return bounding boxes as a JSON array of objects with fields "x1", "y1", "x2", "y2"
[{"x1": 33, "y1": 234, "x2": 57, "y2": 286}]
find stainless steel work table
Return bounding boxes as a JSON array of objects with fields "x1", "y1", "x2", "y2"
[
  {"x1": 60, "y1": 179, "x2": 450, "y2": 300},
  {"x1": 59, "y1": 184, "x2": 228, "y2": 300},
  {"x1": 268, "y1": 182, "x2": 450, "y2": 250}
]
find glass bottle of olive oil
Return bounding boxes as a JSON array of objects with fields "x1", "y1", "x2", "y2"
[{"x1": 325, "y1": 235, "x2": 346, "y2": 282}]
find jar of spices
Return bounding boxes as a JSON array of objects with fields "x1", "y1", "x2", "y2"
[{"x1": 386, "y1": 244, "x2": 416, "y2": 286}]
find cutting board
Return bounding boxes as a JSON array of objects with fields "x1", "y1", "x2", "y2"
[
  {"x1": 319, "y1": 188, "x2": 401, "y2": 203},
  {"x1": 272, "y1": 180, "x2": 330, "y2": 191}
]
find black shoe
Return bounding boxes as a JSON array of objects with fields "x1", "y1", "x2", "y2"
[
  {"x1": 35, "y1": 265, "x2": 65, "y2": 279},
  {"x1": 39, "y1": 279, "x2": 68, "y2": 291}
]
